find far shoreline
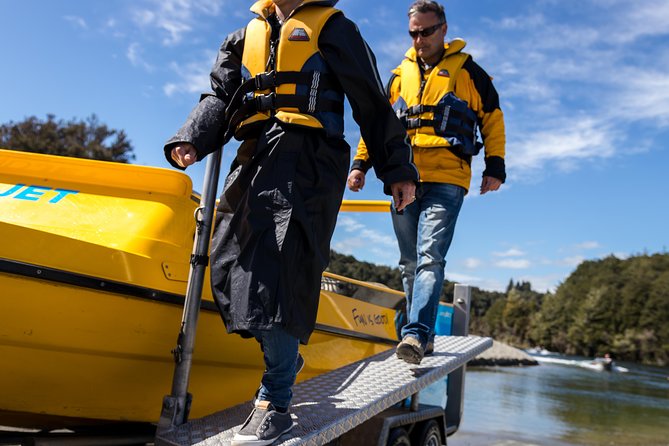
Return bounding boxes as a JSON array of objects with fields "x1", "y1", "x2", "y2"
[{"x1": 468, "y1": 339, "x2": 539, "y2": 367}]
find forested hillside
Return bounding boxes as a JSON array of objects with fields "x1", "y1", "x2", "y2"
[{"x1": 327, "y1": 251, "x2": 669, "y2": 366}]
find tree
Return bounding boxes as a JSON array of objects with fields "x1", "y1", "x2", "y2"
[
  {"x1": 0, "y1": 114, "x2": 135, "y2": 163},
  {"x1": 327, "y1": 249, "x2": 669, "y2": 366}
]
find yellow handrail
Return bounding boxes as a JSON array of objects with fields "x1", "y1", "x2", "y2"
[
  {"x1": 339, "y1": 200, "x2": 390, "y2": 213},
  {"x1": 322, "y1": 271, "x2": 404, "y2": 296}
]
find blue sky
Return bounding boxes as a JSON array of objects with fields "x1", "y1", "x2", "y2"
[{"x1": 2, "y1": 0, "x2": 668, "y2": 292}]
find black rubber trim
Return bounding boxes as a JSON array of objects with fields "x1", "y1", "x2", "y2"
[
  {"x1": 0, "y1": 257, "x2": 395, "y2": 344},
  {"x1": 0, "y1": 257, "x2": 218, "y2": 312}
]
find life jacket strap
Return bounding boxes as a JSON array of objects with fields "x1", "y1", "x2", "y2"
[
  {"x1": 248, "y1": 92, "x2": 344, "y2": 114},
  {"x1": 252, "y1": 70, "x2": 340, "y2": 92},
  {"x1": 225, "y1": 70, "x2": 340, "y2": 122},
  {"x1": 223, "y1": 74, "x2": 344, "y2": 143},
  {"x1": 405, "y1": 117, "x2": 472, "y2": 134},
  {"x1": 404, "y1": 106, "x2": 477, "y2": 130},
  {"x1": 405, "y1": 104, "x2": 436, "y2": 115}
]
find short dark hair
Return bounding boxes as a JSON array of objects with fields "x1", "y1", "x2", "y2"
[{"x1": 408, "y1": 1, "x2": 446, "y2": 25}]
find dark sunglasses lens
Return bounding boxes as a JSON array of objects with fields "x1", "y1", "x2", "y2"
[{"x1": 408, "y1": 23, "x2": 441, "y2": 38}]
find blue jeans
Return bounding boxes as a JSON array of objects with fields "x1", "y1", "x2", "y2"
[
  {"x1": 391, "y1": 183, "x2": 465, "y2": 347},
  {"x1": 251, "y1": 327, "x2": 300, "y2": 409}
]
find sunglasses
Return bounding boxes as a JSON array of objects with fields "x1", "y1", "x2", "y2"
[{"x1": 408, "y1": 22, "x2": 444, "y2": 39}]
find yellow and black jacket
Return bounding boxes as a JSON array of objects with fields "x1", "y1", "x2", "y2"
[{"x1": 352, "y1": 39, "x2": 506, "y2": 192}]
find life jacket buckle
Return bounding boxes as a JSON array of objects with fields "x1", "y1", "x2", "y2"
[
  {"x1": 255, "y1": 71, "x2": 276, "y2": 91},
  {"x1": 407, "y1": 105, "x2": 424, "y2": 116},
  {"x1": 255, "y1": 92, "x2": 277, "y2": 112},
  {"x1": 406, "y1": 117, "x2": 422, "y2": 129}
]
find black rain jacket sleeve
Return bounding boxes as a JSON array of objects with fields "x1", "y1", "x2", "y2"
[
  {"x1": 318, "y1": 14, "x2": 418, "y2": 190},
  {"x1": 163, "y1": 27, "x2": 245, "y2": 169}
]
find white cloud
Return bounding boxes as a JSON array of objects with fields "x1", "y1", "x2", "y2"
[
  {"x1": 508, "y1": 117, "x2": 619, "y2": 176},
  {"x1": 331, "y1": 238, "x2": 358, "y2": 256},
  {"x1": 359, "y1": 228, "x2": 396, "y2": 247},
  {"x1": 331, "y1": 236, "x2": 398, "y2": 266},
  {"x1": 492, "y1": 13, "x2": 546, "y2": 31},
  {"x1": 492, "y1": 248, "x2": 525, "y2": 258},
  {"x1": 164, "y1": 55, "x2": 215, "y2": 96},
  {"x1": 558, "y1": 256, "x2": 585, "y2": 267},
  {"x1": 337, "y1": 216, "x2": 395, "y2": 246},
  {"x1": 495, "y1": 259, "x2": 531, "y2": 269},
  {"x1": 612, "y1": 70, "x2": 669, "y2": 127},
  {"x1": 337, "y1": 215, "x2": 365, "y2": 233},
  {"x1": 132, "y1": 0, "x2": 226, "y2": 45},
  {"x1": 463, "y1": 257, "x2": 482, "y2": 269},
  {"x1": 64, "y1": 15, "x2": 88, "y2": 29},
  {"x1": 446, "y1": 271, "x2": 507, "y2": 292},
  {"x1": 609, "y1": 0, "x2": 669, "y2": 43},
  {"x1": 460, "y1": 0, "x2": 669, "y2": 182},
  {"x1": 127, "y1": 43, "x2": 154, "y2": 72},
  {"x1": 332, "y1": 216, "x2": 398, "y2": 262},
  {"x1": 574, "y1": 241, "x2": 600, "y2": 250}
]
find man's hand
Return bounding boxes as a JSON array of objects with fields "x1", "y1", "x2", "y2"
[
  {"x1": 391, "y1": 180, "x2": 416, "y2": 213},
  {"x1": 171, "y1": 143, "x2": 198, "y2": 169},
  {"x1": 480, "y1": 176, "x2": 502, "y2": 195},
  {"x1": 347, "y1": 169, "x2": 366, "y2": 191}
]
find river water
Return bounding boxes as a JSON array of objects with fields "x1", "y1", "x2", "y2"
[{"x1": 448, "y1": 354, "x2": 669, "y2": 446}]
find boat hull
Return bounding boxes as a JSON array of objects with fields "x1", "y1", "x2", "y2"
[
  {"x1": 0, "y1": 257, "x2": 397, "y2": 427},
  {"x1": 0, "y1": 150, "x2": 400, "y2": 427}
]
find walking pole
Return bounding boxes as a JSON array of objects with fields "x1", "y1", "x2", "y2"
[{"x1": 157, "y1": 147, "x2": 223, "y2": 433}]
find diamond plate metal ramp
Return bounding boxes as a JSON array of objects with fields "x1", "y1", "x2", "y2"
[{"x1": 155, "y1": 335, "x2": 492, "y2": 446}]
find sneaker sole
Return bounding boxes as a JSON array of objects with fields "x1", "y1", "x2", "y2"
[
  {"x1": 231, "y1": 422, "x2": 295, "y2": 446},
  {"x1": 396, "y1": 344, "x2": 423, "y2": 364}
]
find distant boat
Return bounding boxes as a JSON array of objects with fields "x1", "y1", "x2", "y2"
[
  {"x1": 525, "y1": 346, "x2": 553, "y2": 356},
  {"x1": 530, "y1": 353, "x2": 629, "y2": 373},
  {"x1": 580, "y1": 358, "x2": 612, "y2": 372},
  {"x1": 579, "y1": 356, "x2": 628, "y2": 373}
]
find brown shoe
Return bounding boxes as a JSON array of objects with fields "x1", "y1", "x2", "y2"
[{"x1": 396, "y1": 336, "x2": 424, "y2": 364}]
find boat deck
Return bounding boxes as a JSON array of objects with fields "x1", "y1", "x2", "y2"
[{"x1": 155, "y1": 334, "x2": 491, "y2": 446}]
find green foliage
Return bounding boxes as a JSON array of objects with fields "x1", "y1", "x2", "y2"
[
  {"x1": 530, "y1": 253, "x2": 669, "y2": 365},
  {"x1": 1, "y1": 114, "x2": 135, "y2": 163},
  {"x1": 327, "y1": 249, "x2": 669, "y2": 366},
  {"x1": 328, "y1": 251, "x2": 404, "y2": 291}
]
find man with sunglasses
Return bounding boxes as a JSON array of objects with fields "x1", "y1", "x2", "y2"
[{"x1": 347, "y1": 0, "x2": 506, "y2": 365}]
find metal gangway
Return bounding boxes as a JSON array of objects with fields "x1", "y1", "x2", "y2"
[{"x1": 155, "y1": 285, "x2": 491, "y2": 446}]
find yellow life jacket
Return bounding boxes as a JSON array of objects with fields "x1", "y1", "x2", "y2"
[
  {"x1": 394, "y1": 39, "x2": 481, "y2": 157},
  {"x1": 231, "y1": 0, "x2": 345, "y2": 140}
]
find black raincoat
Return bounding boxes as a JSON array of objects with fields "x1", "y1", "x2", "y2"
[{"x1": 164, "y1": 1, "x2": 418, "y2": 344}]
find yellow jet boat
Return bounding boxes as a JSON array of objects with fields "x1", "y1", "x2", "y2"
[{"x1": 0, "y1": 149, "x2": 403, "y2": 428}]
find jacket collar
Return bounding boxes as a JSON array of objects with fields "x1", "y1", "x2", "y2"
[
  {"x1": 250, "y1": 0, "x2": 338, "y2": 19},
  {"x1": 404, "y1": 38, "x2": 467, "y2": 64}
]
